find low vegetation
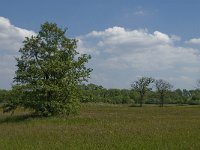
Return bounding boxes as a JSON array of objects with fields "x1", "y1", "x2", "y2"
[{"x1": 0, "y1": 104, "x2": 200, "y2": 150}]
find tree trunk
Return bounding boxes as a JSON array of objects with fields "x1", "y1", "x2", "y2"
[
  {"x1": 140, "y1": 94, "x2": 143, "y2": 107},
  {"x1": 47, "y1": 91, "x2": 52, "y2": 102},
  {"x1": 160, "y1": 94, "x2": 164, "y2": 107}
]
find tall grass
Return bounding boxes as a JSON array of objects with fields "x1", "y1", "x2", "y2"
[{"x1": 0, "y1": 104, "x2": 200, "y2": 150}]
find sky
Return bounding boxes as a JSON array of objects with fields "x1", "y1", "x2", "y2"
[{"x1": 1, "y1": 0, "x2": 200, "y2": 89}]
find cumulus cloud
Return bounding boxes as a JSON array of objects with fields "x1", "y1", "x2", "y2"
[
  {"x1": 186, "y1": 38, "x2": 200, "y2": 45},
  {"x1": 78, "y1": 27, "x2": 200, "y2": 89},
  {"x1": 1, "y1": 17, "x2": 199, "y2": 89},
  {"x1": 0, "y1": 16, "x2": 36, "y2": 89},
  {"x1": 89, "y1": 27, "x2": 177, "y2": 48},
  {"x1": 0, "y1": 17, "x2": 36, "y2": 52},
  {"x1": 79, "y1": 26, "x2": 199, "y2": 70}
]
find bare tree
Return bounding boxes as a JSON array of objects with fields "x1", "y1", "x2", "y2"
[
  {"x1": 196, "y1": 79, "x2": 200, "y2": 89},
  {"x1": 131, "y1": 77, "x2": 154, "y2": 107},
  {"x1": 155, "y1": 79, "x2": 173, "y2": 107}
]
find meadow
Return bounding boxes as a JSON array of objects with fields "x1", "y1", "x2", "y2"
[{"x1": 0, "y1": 104, "x2": 200, "y2": 150}]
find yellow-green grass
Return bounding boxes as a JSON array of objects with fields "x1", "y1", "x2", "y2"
[{"x1": 0, "y1": 104, "x2": 200, "y2": 150}]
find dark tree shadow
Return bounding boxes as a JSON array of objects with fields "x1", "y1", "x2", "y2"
[
  {"x1": 0, "y1": 113, "x2": 42, "y2": 124},
  {"x1": 129, "y1": 104, "x2": 141, "y2": 107}
]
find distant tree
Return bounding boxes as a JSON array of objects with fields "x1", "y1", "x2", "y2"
[
  {"x1": 174, "y1": 89, "x2": 185, "y2": 104},
  {"x1": 3, "y1": 22, "x2": 92, "y2": 116},
  {"x1": 188, "y1": 89, "x2": 200, "y2": 105},
  {"x1": 182, "y1": 89, "x2": 191, "y2": 104},
  {"x1": 80, "y1": 84, "x2": 106, "y2": 103},
  {"x1": 79, "y1": 84, "x2": 133, "y2": 104},
  {"x1": 131, "y1": 77, "x2": 154, "y2": 107},
  {"x1": 155, "y1": 79, "x2": 173, "y2": 107}
]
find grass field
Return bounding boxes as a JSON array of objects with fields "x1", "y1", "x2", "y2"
[{"x1": 0, "y1": 104, "x2": 200, "y2": 150}]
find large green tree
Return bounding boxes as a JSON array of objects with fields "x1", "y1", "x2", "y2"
[{"x1": 4, "y1": 22, "x2": 92, "y2": 116}]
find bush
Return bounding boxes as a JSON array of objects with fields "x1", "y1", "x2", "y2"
[
  {"x1": 145, "y1": 98, "x2": 158, "y2": 104},
  {"x1": 0, "y1": 89, "x2": 8, "y2": 103},
  {"x1": 188, "y1": 100, "x2": 200, "y2": 105}
]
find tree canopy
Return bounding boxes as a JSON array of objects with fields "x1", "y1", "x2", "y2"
[{"x1": 4, "y1": 22, "x2": 92, "y2": 116}]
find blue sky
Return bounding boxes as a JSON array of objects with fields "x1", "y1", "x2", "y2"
[
  {"x1": 1, "y1": 0, "x2": 200, "y2": 37},
  {"x1": 1, "y1": 0, "x2": 200, "y2": 89}
]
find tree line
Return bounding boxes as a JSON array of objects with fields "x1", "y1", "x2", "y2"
[
  {"x1": 1, "y1": 82, "x2": 200, "y2": 108},
  {"x1": 79, "y1": 80, "x2": 200, "y2": 106}
]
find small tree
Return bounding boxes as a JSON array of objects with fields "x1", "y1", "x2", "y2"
[
  {"x1": 155, "y1": 79, "x2": 173, "y2": 107},
  {"x1": 4, "y1": 22, "x2": 92, "y2": 116},
  {"x1": 131, "y1": 77, "x2": 154, "y2": 107}
]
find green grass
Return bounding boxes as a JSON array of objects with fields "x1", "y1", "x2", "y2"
[{"x1": 0, "y1": 104, "x2": 200, "y2": 150}]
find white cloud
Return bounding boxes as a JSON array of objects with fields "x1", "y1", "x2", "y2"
[
  {"x1": 78, "y1": 27, "x2": 200, "y2": 89},
  {"x1": 77, "y1": 38, "x2": 99, "y2": 55},
  {"x1": 0, "y1": 16, "x2": 199, "y2": 90},
  {"x1": 0, "y1": 16, "x2": 36, "y2": 52},
  {"x1": 79, "y1": 26, "x2": 199, "y2": 70},
  {"x1": 154, "y1": 31, "x2": 172, "y2": 43},
  {"x1": 186, "y1": 38, "x2": 200, "y2": 45},
  {"x1": 0, "y1": 16, "x2": 36, "y2": 89}
]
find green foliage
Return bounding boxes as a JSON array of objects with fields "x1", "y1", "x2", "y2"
[
  {"x1": 0, "y1": 89, "x2": 8, "y2": 104},
  {"x1": 187, "y1": 89, "x2": 200, "y2": 105},
  {"x1": 78, "y1": 83, "x2": 200, "y2": 106},
  {"x1": 4, "y1": 22, "x2": 92, "y2": 116},
  {"x1": 2, "y1": 86, "x2": 23, "y2": 114},
  {"x1": 79, "y1": 84, "x2": 133, "y2": 104}
]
